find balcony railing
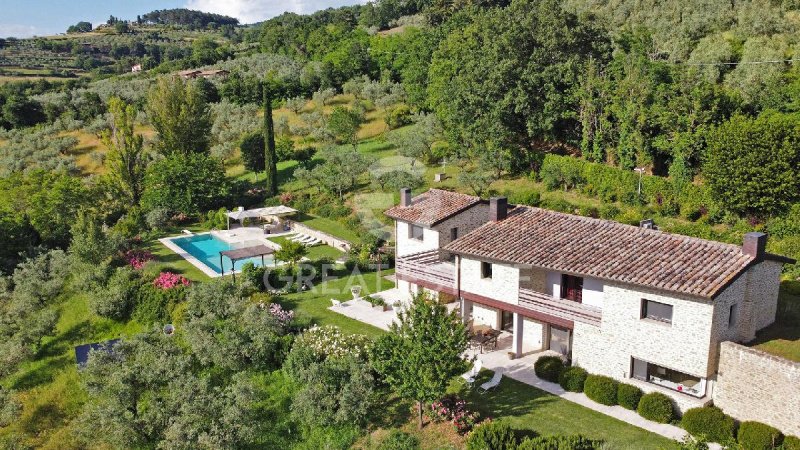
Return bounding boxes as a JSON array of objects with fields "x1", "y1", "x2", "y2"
[
  {"x1": 395, "y1": 250, "x2": 456, "y2": 294},
  {"x1": 518, "y1": 287, "x2": 602, "y2": 327}
]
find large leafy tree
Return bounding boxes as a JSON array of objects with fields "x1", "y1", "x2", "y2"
[
  {"x1": 274, "y1": 239, "x2": 309, "y2": 267},
  {"x1": 141, "y1": 153, "x2": 228, "y2": 215},
  {"x1": 102, "y1": 97, "x2": 148, "y2": 206},
  {"x1": 240, "y1": 132, "x2": 266, "y2": 177},
  {"x1": 704, "y1": 112, "x2": 800, "y2": 219},
  {"x1": 428, "y1": 0, "x2": 610, "y2": 162},
  {"x1": 327, "y1": 106, "x2": 363, "y2": 149},
  {"x1": 0, "y1": 250, "x2": 69, "y2": 377},
  {"x1": 76, "y1": 330, "x2": 261, "y2": 449},
  {"x1": 371, "y1": 292, "x2": 469, "y2": 428},
  {"x1": 146, "y1": 77, "x2": 212, "y2": 155}
]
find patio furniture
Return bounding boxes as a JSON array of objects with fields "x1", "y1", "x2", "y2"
[
  {"x1": 479, "y1": 368, "x2": 504, "y2": 394},
  {"x1": 181, "y1": 229, "x2": 194, "y2": 235},
  {"x1": 470, "y1": 334, "x2": 491, "y2": 354},
  {"x1": 461, "y1": 359, "x2": 483, "y2": 386},
  {"x1": 331, "y1": 299, "x2": 342, "y2": 307}
]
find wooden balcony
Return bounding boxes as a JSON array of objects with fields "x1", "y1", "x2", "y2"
[
  {"x1": 395, "y1": 250, "x2": 457, "y2": 296},
  {"x1": 518, "y1": 287, "x2": 602, "y2": 327}
]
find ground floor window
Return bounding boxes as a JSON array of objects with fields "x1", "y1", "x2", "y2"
[{"x1": 631, "y1": 357, "x2": 706, "y2": 397}]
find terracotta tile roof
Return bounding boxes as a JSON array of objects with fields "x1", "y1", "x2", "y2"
[
  {"x1": 444, "y1": 206, "x2": 756, "y2": 299},
  {"x1": 384, "y1": 189, "x2": 482, "y2": 227}
]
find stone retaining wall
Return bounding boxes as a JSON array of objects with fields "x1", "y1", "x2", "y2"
[
  {"x1": 713, "y1": 341, "x2": 800, "y2": 436},
  {"x1": 290, "y1": 222, "x2": 352, "y2": 252}
]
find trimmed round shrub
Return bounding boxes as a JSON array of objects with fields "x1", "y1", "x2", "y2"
[
  {"x1": 616, "y1": 383, "x2": 643, "y2": 410},
  {"x1": 534, "y1": 356, "x2": 564, "y2": 382},
  {"x1": 681, "y1": 407, "x2": 736, "y2": 443},
  {"x1": 518, "y1": 435, "x2": 600, "y2": 450},
  {"x1": 637, "y1": 392, "x2": 674, "y2": 423},
  {"x1": 783, "y1": 435, "x2": 800, "y2": 450},
  {"x1": 466, "y1": 421, "x2": 517, "y2": 450},
  {"x1": 737, "y1": 421, "x2": 782, "y2": 450},
  {"x1": 378, "y1": 429, "x2": 420, "y2": 450},
  {"x1": 559, "y1": 366, "x2": 588, "y2": 392},
  {"x1": 584, "y1": 375, "x2": 619, "y2": 406}
]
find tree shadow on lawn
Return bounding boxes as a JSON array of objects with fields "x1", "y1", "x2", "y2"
[
  {"x1": 11, "y1": 354, "x2": 73, "y2": 391},
  {"x1": 463, "y1": 371, "x2": 560, "y2": 419},
  {"x1": 371, "y1": 394, "x2": 413, "y2": 430}
]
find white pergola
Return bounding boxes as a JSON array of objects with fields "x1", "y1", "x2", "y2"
[{"x1": 226, "y1": 205, "x2": 297, "y2": 229}]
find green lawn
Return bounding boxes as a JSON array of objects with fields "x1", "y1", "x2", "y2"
[
  {"x1": 750, "y1": 280, "x2": 800, "y2": 362},
  {"x1": 276, "y1": 269, "x2": 395, "y2": 338},
  {"x1": 140, "y1": 226, "x2": 212, "y2": 282},
  {"x1": 268, "y1": 235, "x2": 345, "y2": 261},
  {"x1": 462, "y1": 372, "x2": 677, "y2": 450},
  {"x1": 293, "y1": 212, "x2": 361, "y2": 243}
]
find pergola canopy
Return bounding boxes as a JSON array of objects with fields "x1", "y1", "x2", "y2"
[
  {"x1": 220, "y1": 245, "x2": 274, "y2": 262},
  {"x1": 226, "y1": 205, "x2": 297, "y2": 221}
]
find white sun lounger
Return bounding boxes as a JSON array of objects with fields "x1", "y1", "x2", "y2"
[
  {"x1": 479, "y1": 368, "x2": 503, "y2": 393},
  {"x1": 461, "y1": 359, "x2": 483, "y2": 386},
  {"x1": 181, "y1": 229, "x2": 194, "y2": 235},
  {"x1": 298, "y1": 236, "x2": 317, "y2": 244},
  {"x1": 331, "y1": 299, "x2": 342, "y2": 307},
  {"x1": 304, "y1": 238, "x2": 322, "y2": 246}
]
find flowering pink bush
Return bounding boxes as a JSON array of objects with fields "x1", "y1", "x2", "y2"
[
  {"x1": 153, "y1": 272, "x2": 190, "y2": 289},
  {"x1": 268, "y1": 303, "x2": 294, "y2": 325},
  {"x1": 428, "y1": 395, "x2": 481, "y2": 434},
  {"x1": 124, "y1": 249, "x2": 154, "y2": 269}
]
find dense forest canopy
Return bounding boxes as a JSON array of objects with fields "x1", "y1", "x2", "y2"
[
  {"x1": 1, "y1": 0, "x2": 800, "y2": 448},
  {"x1": 140, "y1": 8, "x2": 239, "y2": 27}
]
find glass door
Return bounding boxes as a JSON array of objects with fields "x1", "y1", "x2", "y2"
[
  {"x1": 549, "y1": 326, "x2": 571, "y2": 355},
  {"x1": 501, "y1": 311, "x2": 514, "y2": 331}
]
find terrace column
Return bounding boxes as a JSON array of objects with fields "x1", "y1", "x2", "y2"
[
  {"x1": 461, "y1": 298, "x2": 472, "y2": 325},
  {"x1": 512, "y1": 313, "x2": 523, "y2": 358}
]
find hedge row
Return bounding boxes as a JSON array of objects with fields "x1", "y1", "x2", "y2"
[
  {"x1": 537, "y1": 154, "x2": 709, "y2": 220},
  {"x1": 533, "y1": 359, "x2": 672, "y2": 424},
  {"x1": 681, "y1": 407, "x2": 799, "y2": 448}
]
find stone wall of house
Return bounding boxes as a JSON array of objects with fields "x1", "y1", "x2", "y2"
[
  {"x1": 743, "y1": 260, "x2": 783, "y2": 339},
  {"x1": 396, "y1": 221, "x2": 440, "y2": 257},
  {"x1": 460, "y1": 258, "x2": 520, "y2": 305},
  {"x1": 573, "y1": 283, "x2": 717, "y2": 380},
  {"x1": 434, "y1": 203, "x2": 490, "y2": 250},
  {"x1": 473, "y1": 303, "x2": 499, "y2": 328},
  {"x1": 713, "y1": 342, "x2": 800, "y2": 436},
  {"x1": 290, "y1": 222, "x2": 352, "y2": 252}
]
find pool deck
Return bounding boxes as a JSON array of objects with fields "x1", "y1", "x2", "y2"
[{"x1": 159, "y1": 228, "x2": 290, "y2": 278}]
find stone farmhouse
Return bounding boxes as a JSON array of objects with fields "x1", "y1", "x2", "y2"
[{"x1": 386, "y1": 188, "x2": 795, "y2": 415}]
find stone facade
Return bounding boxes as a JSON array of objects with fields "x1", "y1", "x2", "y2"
[
  {"x1": 714, "y1": 342, "x2": 800, "y2": 436},
  {"x1": 460, "y1": 258, "x2": 520, "y2": 305},
  {"x1": 394, "y1": 203, "x2": 488, "y2": 258},
  {"x1": 396, "y1": 221, "x2": 440, "y2": 257}
]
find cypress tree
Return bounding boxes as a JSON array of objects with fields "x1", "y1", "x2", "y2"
[{"x1": 263, "y1": 80, "x2": 278, "y2": 196}]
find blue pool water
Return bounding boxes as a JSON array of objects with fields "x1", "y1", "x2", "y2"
[{"x1": 171, "y1": 234, "x2": 275, "y2": 275}]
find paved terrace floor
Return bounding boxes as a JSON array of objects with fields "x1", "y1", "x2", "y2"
[{"x1": 331, "y1": 290, "x2": 702, "y2": 445}]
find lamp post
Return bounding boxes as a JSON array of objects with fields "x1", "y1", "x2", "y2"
[{"x1": 634, "y1": 167, "x2": 646, "y2": 196}]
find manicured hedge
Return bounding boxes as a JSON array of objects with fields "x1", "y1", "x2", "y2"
[
  {"x1": 616, "y1": 383, "x2": 643, "y2": 410},
  {"x1": 466, "y1": 421, "x2": 517, "y2": 450},
  {"x1": 637, "y1": 392, "x2": 674, "y2": 423},
  {"x1": 584, "y1": 375, "x2": 619, "y2": 406},
  {"x1": 783, "y1": 435, "x2": 800, "y2": 450},
  {"x1": 559, "y1": 366, "x2": 588, "y2": 392},
  {"x1": 737, "y1": 421, "x2": 783, "y2": 450},
  {"x1": 681, "y1": 407, "x2": 736, "y2": 443},
  {"x1": 534, "y1": 356, "x2": 564, "y2": 382}
]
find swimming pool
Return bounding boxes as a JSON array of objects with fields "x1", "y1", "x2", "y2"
[{"x1": 170, "y1": 233, "x2": 276, "y2": 275}]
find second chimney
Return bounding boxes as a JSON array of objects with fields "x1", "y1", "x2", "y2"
[
  {"x1": 489, "y1": 197, "x2": 508, "y2": 221},
  {"x1": 743, "y1": 232, "x2": 767, "y2": 261},
  {"x1": 400, "y1": 188, "x2": 412, "y2": 207}
]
